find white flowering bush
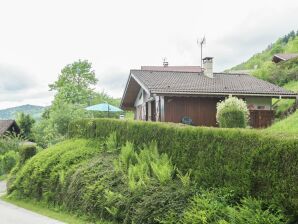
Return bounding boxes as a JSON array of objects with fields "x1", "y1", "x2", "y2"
[{"x1": 216, "y1": 96, "x2": 249, "y2": 128}]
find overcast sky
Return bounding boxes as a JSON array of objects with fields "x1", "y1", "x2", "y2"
[{"x1": 0, "y1": 0, "x2": 297, "y2": 109}]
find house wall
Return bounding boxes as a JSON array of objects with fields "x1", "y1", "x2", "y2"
[
  {"x1": 245, "y1": 97, "x2": 272, "y2": 110},
  {"x1": 164, "y1": 96, "x2": 220, "y2": 126}
]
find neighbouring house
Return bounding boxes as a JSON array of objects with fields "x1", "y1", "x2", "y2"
[
  {"x1": 0, "y1": 120, "x2": 20, "y2": 136},
  {"x1": 272, "y1": 53, "x2": 298, "y2": 63},
  {"x1": 121, "y1": 58, "x2": 297, "y2": 128}
]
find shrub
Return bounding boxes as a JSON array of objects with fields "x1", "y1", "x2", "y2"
[
  {"x1": 161, "y1": 191, "x2": 286, "y2": 224},
  {"x1": 8, "y1": 134, "x2": 289, "y2": 223},
  {"x1": 0, "y1": 151, "x2": 18, "y2": 174},
  {"x1": 69, "y1": 118, "x2": 298, "y2": 216},
  {"x1": 216, "y1": 96, "x2": 249, "y2": 128},
  {"x1": 0, "y1": 133, "x2": 24, "y2": 155},
  {"x1": 19, "y1": 144, "x2": 37, "y2": 165}
]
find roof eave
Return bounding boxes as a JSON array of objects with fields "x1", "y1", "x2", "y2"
[
  {"x1": 120, "y1": 70, "x2": 151, "y2": 109},
  {"x1": 152, "y1": 91, "x2": 297, "y2": 99}
]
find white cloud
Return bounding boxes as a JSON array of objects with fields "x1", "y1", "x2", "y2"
[{"x1": 0, "y1": 0, "x2": 297, "y2": 109}]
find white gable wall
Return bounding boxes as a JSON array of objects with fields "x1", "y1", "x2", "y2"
[{"x1": 134, "y1": 88, "x2": 150, "y2": 120}]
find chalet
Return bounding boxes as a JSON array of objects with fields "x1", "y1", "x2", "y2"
[
  {"x1": 121, "y1": 58, "x2": 297, "y2": 128},
  {"x1": 272, "y1": 53, "x2": 298, "y2": 63},
  {"x1": 0, "y1": 120, "x2": 20, "y2": 136}
]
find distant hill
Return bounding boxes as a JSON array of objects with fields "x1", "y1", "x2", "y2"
[
  {"x1": 0, "y1": 104, "x2": 45, "y2": 120},
  {"x1": 230, "y1": 30, "x2": 298, "y2": 72}
]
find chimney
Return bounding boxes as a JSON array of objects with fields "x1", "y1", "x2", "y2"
[
  {"x1": 163, "y1": 57, "x2": 169, "y2": 67},
  {"x1": 203, "y1": 57, "x2": 213, "y2": 78}
]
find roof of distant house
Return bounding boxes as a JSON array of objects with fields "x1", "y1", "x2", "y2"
[
  {"x1": 0, "y1": 120, "x2": 20, "y2": 135},
  {"x1": 272, "y1": 53, "x2": 298, "y2": 63}
]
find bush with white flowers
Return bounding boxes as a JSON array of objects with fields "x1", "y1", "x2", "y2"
[{"x1": 216, "y1": 96, "x2": 249, "y2": 128}]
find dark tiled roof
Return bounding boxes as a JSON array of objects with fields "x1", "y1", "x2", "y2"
[
  {"x1": 131, "y1": 70, "x2": 296, "y2": 96},
  {"x1": 141, "y1": 66, "x2": 202, "y2": 72},
  {"x1": 0, "y1": 120, "x2": 19, "y2": 135}
]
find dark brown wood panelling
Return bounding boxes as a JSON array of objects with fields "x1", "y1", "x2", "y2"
[
  {"x1": 249, "y1": 110, "x2": 274, "y2": 128},
  {"x1": 164, "y1": 97, "x2": 219, "y2": 126}
]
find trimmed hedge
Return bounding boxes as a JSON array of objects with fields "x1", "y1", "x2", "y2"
[{"x1": 69, "y1": 119, "x2": 298, "y2": 215}]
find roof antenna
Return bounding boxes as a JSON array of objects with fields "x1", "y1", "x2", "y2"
[
  {"x1": 162, "y1": 57, "x2": 168, "y2": 67},
  {"x1": 197, "y1": 36, "x2": 206, "y2": 69}
]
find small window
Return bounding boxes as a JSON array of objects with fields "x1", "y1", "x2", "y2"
[{"x1": 257, "y1": 105, "x2": 265, "y2": 110}]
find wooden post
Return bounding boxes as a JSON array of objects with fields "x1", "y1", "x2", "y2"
[
  {"x1": 147, "y1": 101, "x2": 152, "y2": 121},
  {"x1": 296, "y1": 96, "x2": 298, "y2": 109},
  {"x1": 160, "y1": 96, "x2": 165, "y2": 122},
  {"x1": 155, "y1": 96, "x2": 160, "y2": 121}
]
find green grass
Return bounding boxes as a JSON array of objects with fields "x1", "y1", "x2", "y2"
[
  {"x1": 0, "y1": 195, "x2": 112, "y2": 224},
  {"x1": 263, "y1": 111, "x2": 298, "y2": 138}
]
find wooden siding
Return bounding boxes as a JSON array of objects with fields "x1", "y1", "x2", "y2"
[
  {"x1": 164, "y1": 97, "x2": 219, "y2": 126},
  {"x1": 249, "y1": 110, "x2": 274, "y2": 128}
]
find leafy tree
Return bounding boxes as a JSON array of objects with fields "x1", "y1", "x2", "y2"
[
  {"x1": 49, "y1": 59, "x2": 98, "y2": 105},
  {"x1": 16, "y1": 112, "x2": 35, "y2": 140}
]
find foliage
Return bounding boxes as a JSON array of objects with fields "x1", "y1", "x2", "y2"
[
  {"x1": 161, "y1": 191, "x2": 286, "y2": 224},
  {"x1": 69, "y1": 118, "x2": 298, "y2": 216},
  {"x1": 8, "y1": 135, "x2": 287, "y2": 223},
  {"x1": 16, "y1": 112, "x2": 35, "y2": 140},
  {"x1": 252, "y1": 58, "x2": 298, "y2": 87},
  {"x1": 19, "y1": 144, "x2": 37, "y2": 165},
  {"x1": 0, "y1": 150, "x2": 18, "y2": 175},
  {"x1": 115, "y1": 141, "x2": 174, "y2": 191},
  {"x1": 231, "y1": 30, "x2": 298, "y2": 71},
  {"x1": 104, "y1": 132, "x2": 118, "y2": 152},
  {"x1": 216, "y1": 96, "x2": 249, "y2": 128},
  {"x1": 230, "y1": 30, "x2": 298, "y2": 89},
  {"x1": 0, "y1": 133, "x2": 24, "y2": 155},
  {"x1": 273, "y1": 81, "x2": 298, "y2": 118},
  {"x1": 49, "y1": 59, "x2": 98, "y2": 105}
]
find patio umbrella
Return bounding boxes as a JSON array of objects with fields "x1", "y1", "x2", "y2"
[{"x1": 85, "y1": 102, "x2": 123, "y2": 117}]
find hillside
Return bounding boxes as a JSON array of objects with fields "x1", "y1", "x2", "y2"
[
  {"x1": 0, "y1": 104, "x2": 45, "y2": 120},
  {"x1": 264, "y1": 110, "x2": 298, "y2": 138},
  {"x1": 230, "y1": 30, "x2": 298, "y2": 71},
  {"x1": 229, "y1": 31, "x2": 298, "y2": 86}
]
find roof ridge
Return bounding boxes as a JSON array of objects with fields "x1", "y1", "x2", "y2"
[{"x1": 131, "y1": 69, "x2": 203, "y2": 74}]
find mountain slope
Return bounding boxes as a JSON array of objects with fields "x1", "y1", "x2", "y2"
[
  {"x1": 230, "y1": 30, "x2": 298, "y2": 71},
  {"x1": 0, "y1": 104, "x2": 45, "y2": 120}
]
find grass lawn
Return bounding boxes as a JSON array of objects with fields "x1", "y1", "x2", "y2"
[
  {"x1": 1, "y1": 195, "x2": 112, "y2": 224},
  {"x1": 263, "y1": 110, "x2": 298, "y2": 138}
]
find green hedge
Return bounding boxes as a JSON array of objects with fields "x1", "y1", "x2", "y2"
[{"x1": 69, "y1": 119, "x2": 298, "y2": 215}]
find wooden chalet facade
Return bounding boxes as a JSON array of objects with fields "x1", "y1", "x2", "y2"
[{"x1": 121, "y1": 58, "x2": 297, "y2": 128}]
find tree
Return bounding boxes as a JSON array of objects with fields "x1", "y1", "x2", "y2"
[
  {"x1": 16, "y1": 112, "x2": 35, "y2": 139},
  {"x1": 49, "y1": 59, "x2": 98, "y2": 105}
]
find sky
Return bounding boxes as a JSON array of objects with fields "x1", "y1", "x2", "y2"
[{"x1": 0, "y1": 0, "x2": 297, "y2": 109}]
